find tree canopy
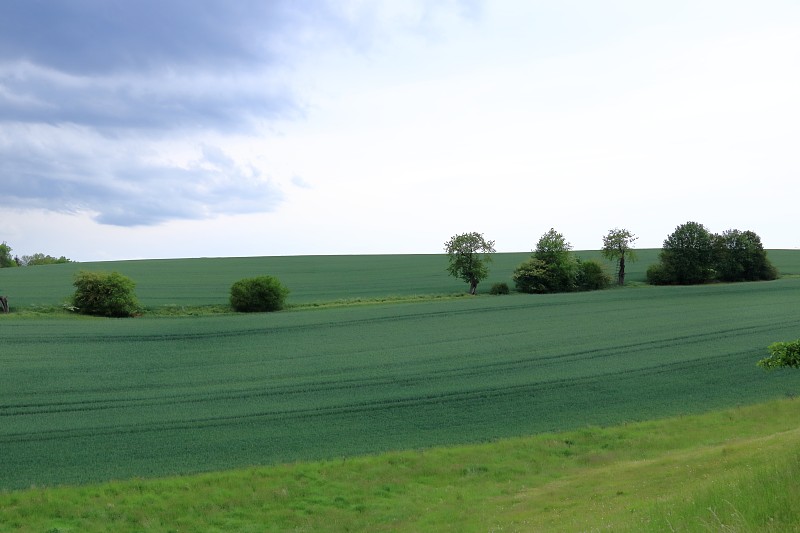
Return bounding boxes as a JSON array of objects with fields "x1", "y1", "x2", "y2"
[
  {"x1": 647, "y1": 222, "x2": 714, "y2": 285},
  {"x1": 647, "y1": 222, "x2": 777, "y2": 285},
  {"x1": 514, "y1": 228, "x2": 610, "y2": 294},
  {"x1": 712, "y1": 229, "x2": 777, "y2": 282},
  {"x1": 0, "y1": 242, "x2": 16, "y2": 268},
  {"x1": 444, "y1": 232, "x2": 496, "y2": 295}
]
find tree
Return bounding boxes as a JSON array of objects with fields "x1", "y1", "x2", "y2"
[
  {"x1": 534, "y1": 228, "x2": 572, "y2": 264},
  {"x1": 20, "y1": 253, "x2": 72, "y2": 266},
  {"x1": 712, "y1": 229, "x2": 777, "y2": 282},
  {"x1": 648, "y1": 222, "x2": 714, "y2": 285},
  {"x1": 533, "y1": 228, "x2": 576, "y2": 292},
  {"x1": 71, "y1": 271, "x2": 140, "y2": 317},
  {"x1": 757, "y1": 340, "x2": 800, "y2": 370},
  {"x1": 514, "y1": 228, "x2": 583, "y2": 294},
  {"x1": 230, "y1": 276, "x2": 289, "y2": 312},
  {"x1": 0, "y1": 242, "x2": 17, "y2": 268},
  {"x1": 601, "y1": 228, "x2": 638, "y2": 285},
  {"x1": 444, "y1": 232, "x2": 496, "y2": 295}
]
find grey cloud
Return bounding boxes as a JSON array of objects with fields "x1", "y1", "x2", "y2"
[
  {"x1": 0, "y1": 1, "x2": 481, "y2": 227},
  {"x1": 0, "y1": 132, "x2": 282, "y2": 226}
]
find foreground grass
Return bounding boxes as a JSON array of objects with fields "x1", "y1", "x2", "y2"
[{"x1": 2, "y1": 398, "x2": 798, "y2": 532}]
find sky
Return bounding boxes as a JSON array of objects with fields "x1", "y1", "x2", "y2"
[{"x1": 1, "y1": 0, "x2": 798, "y2": 262}]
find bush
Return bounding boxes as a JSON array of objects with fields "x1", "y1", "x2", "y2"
[
  {"x1": 489, "y1": 282, "x2": 510, "y2": 295},
  {"x1": 646, "y1": 263, "x2": 674, "y2": 285},
  {"x1": 71, "y1": 271, "x2": 140, "y2": 317},
  {"x1": 513, "y1": 258, "x2": 550, "y2": 294},
  {"x1": 575, "y1": 259, "x2": 611, "y2": 291},
  {"x1": 757, "y1": 340, "x2": 800, "y2": 370},
  {"x1": 513, "y1": 257, "x2": 579, "y2": 294},
  {"x1": 230, "y1": 276, "x2": 289, "y2": 312}
]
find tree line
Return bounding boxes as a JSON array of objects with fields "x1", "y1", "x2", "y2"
[
  {"x1": 0, "y1": 242, "x2": 71, "y2": 267},
  {"x1": 445, "y1": 221, "x2": 777, "y2": 295}
]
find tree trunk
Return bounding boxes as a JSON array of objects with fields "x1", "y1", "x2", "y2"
[
  {"x1": 469, "y1": 280, "x2": 478, "y2": 295},
  {"x1": 0, "y1": 296, "x2": 8, "y2": 313},
  {"x1": 618, "y1": 256, "x2": 626, "y2": 286}
]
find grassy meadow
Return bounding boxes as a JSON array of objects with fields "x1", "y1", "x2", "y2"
[{"x1": 1, "y1": 249, "x2": 800, "y2": 530}]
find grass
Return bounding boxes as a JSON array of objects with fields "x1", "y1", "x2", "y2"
[{"x1": 1, "y1": 397, "x2": 798, "y2": 532}]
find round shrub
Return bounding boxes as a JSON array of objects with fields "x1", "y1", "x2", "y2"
[
  {"x1": 230, "y1": 275, "x2": 289, "y2": 312},
  {"x1": 489, "y1": 282, "x2": 510, "y2": 295},
  {"x1": 72, "y1": 270, "x2": 140, "y2": 317},
  {"x1": 646, "y1": 263, "x2": 674, "y2": 285},
  {"x1": 512, "y1": 258, "x2": 550, "y2": 294},
  {"x1": 575, "y1": 259, "x2": 611, "y2": 291}
]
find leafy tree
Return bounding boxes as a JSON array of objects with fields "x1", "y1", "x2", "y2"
[
  {"x1": 230, "y1": 275, "x2": 289, "y2": 312},
  {"x1": 601, "y1": 228, "x2": 638, "y2": 285},
  {"x1": 71, "y1": 271, "x2": 140, "y2": 317},
  {"x1": 533, "y1": 228, "x2": 576, "y2": 292},
  {"x1": 20, "y1": 253, "x2": 72, "y2": 266},
  {"x1": 648, "y1": 222, "x2": 714, "y2": 285},
  {"x1": 534, "y1": 228, "x2": 572, "y2": 264},
  {"x1": 514, "y1": 228, "x2": 586, "y2": 293},
  {"x1": 757, "y1": 340, "x2": 800, "y2": 370},
  {"x1": 444, "y1": 232, "x2": 496, "y2": 295},
  {"x1": 712, "y1": 229, "x2": 777, "y2": 282},
  {"x1": 0, "y1": 242, "x2": 17, "y2": 268}
]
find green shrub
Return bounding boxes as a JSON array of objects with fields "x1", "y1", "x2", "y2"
[
  {"x1": 757, "y1": 340, "x2": 800, "y2": 370},
  {"x1": 646, "y1": 263, "x2": 674, "y2": 285},
  {"x1": 512, "y1": 258, "x2": 550, "y2": 294},
  {"x1": 489, "y1": 282, "x2": 510, "y2": 295},
  {"x1": 575, "y1": 259, "x2": 610, "y2": 291},
  {"x1": 71, "y1": 271, "x2": 140, "y2": 317},
  {"x1": 230, "y1": 276, "x2": 289, "y2": 312}
]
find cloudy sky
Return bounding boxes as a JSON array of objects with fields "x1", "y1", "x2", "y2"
[{"x1": 1, "y1": 1, "x2": 798, "y2": 261}]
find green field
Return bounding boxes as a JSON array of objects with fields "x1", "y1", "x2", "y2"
[
  {"x1": 2, "y1": 248, "x2": 799, "y2": 309},
  {"x1": 2, "y1": 251, "x2": 800, "y2": 492}
]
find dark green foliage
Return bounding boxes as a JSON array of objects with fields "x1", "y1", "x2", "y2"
[
  {"x1": 656, "y1": 221, "x2": 714, "y2": 284},
  {"x1": 444, "y1": 232, "x2": 496, "y2": 295},
  {"x1": 647, "y1": 222, "x2": 714, "y2": 285},
  {"x1": 649, "y1": 223, "x2": 778, "y2": 285},
  {"x1": 645, "y1": 262, "x2": 674, "y2": 285},
  {"x1": 71, "y1": 271, "x2": 140, "y2": 317},
  {"x1": 712, "y1": 230, "x2": 777, "y2": 282},
  {"x1": 575, "y1": 259, "x2": 611, "y2": 291},
  {"x1": 489, "y1": 282, "x2": 510, "y2": 295},
  {"x1": 758, "y1": 340, "x2": 800, "y2": 370},
  {"x1": 230, "y1": 275, "x2": 289, "y2": 312}
]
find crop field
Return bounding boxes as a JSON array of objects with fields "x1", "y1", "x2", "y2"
[
  {"x1": 2, "y1": 251, "x2": 800, "y2": 490},
  {"x1": 2, "y1": 248, "x2": 798, "y2": 309}
]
